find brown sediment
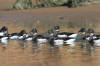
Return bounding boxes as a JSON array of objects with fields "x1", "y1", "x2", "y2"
[{"x1": 0, "y1": 5, "x2": 100, "y2": 33}]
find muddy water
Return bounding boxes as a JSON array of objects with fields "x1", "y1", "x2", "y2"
[{"x1": 0, "y1": 40, "x2": 100, "y2": 66}]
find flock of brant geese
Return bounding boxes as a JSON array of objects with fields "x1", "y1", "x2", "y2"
[{"x1": 0, "y1": 26, "x2": 100, "y2": 50}]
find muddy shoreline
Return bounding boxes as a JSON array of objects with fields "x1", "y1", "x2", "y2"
[{"x1": 0, "y1": 5, "x2": 100, "y2": 33}]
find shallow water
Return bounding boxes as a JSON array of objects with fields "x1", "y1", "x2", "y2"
[{"x1": 0, "y1": 40, "x2": 100, "y2": 66}]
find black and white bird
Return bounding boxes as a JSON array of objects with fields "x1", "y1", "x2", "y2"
[
  {"x1": 8, "y1": 33, "x2": 19, "y2": 40},
  {"x1": 53, "y1": 26, "x2": 78, "y2": 39},
  {"x1": 24, "y1": 28, "x2": 38, "y2": 41},
  {"x1": 29, "y1": 28, "x2": 49, "y2": 44},
  {"x1": 33, "y1": 35, "x2": 48, "y2": 44},
  {"x1": 64, "y1": 37, "x2": 76, "y2": 47},
  {"x1": 9, "y1": 30, "x2": 28, "y2": 40},
  {"x1": 30, "y1": 28, "x2": 38, "y2": 36},
  {"x1": 56, "y1": 32, "x2": 78, "y2": 39},
  {"x1": 55, "y1": 32, "x2": 77, "y2": 46},
  {"x1": 78, "y1": 28, "x2": 87, "y2": 48},
  {"x1": 48, "y1": 29, "x2": 64, "y2": 46},
  {"x1": 54, "y1": 25, "x2": 60, "y2": 33},
  {"x1": 18, "y1": 30, "x2": 29, "y2": 40},
  {"x1": 87, "y1": 28, "x2": 100, "y2": 47},
  {"x1": 0, "y1": 26, "x2": 8, "y2": 37},
  {"x1": 0, "y1": 36, "x2": 9, "y2": 48},
  {"x1": 93, "y1": 36, "x2": 100, "y2": 46},
  {"x1": 25, "y1": 34, "x2": 33, "y2": 41},
  {"x1": 86, "y1": 28, "x2": 95, "y2": 50},
  {"x1": 48, "y1": 28, "x2": 77, "y2": 47}
]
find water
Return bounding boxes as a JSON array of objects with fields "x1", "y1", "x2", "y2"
[{"x1": 0, "y1": 40, "x2": 100, "y2": 66}]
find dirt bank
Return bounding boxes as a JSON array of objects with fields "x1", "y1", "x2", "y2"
[{"x1": 0, "y1": 5, "x2": 100, "y2": 33}]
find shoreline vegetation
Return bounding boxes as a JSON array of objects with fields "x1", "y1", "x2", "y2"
[{"x1": 13, "y1": 0, "x2": 100, "y2": 10}]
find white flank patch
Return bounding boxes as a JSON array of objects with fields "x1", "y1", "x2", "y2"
[
  {"x1": 68, "y1": 34, "x2": 78, "y2": 38},
  {"x1": 25, "y1": 34, "x2": 30, "y2": 37},
  {"x1": 33, "y1": 33, "x2": 38, "y2": 36},
  {"x1": 64, "y1": 39, "x2": 76, "y2": 46},
  {"x1": 54, "y1": 39, "x2": 64, "y2": 46},
  {"x1": 10, "y1": 36, "x2": 18, "y2": 40},
  {"x1": 57, "y1": 35, "x2": 67, "y2": 38},
  {"x1": 90, "y1": 33, "x2": 94, "y2": 36},
  {"x1": 82, "y1": 32, "x2": 86, "y2": 35},
  {"x1": 86, "y1": 37, "x2": 90, "y2": 40},
  {"x1": 1, "y1": 37, "x2": 8, "y2": 40},
  {"x1": 94, "y1": 39, "x2": 100, "y2": 46},
  {"x1": 0, "y1": 32, "x2": 4, "y2": 36},
  {"x1": 93, "y1": 36, "x2": 97, "y2": 39},
  {"x1": 26, "y1": 38, "x2": 33, "y2": 41},
  {"x1": 1, "y1": 37, "x2": 8, "y2": 44},
  {"x1": 18, "y1": 36, "x2": 24, "y2": 40},
  {"x1": 86, "y1": 36, "x2": 97, "y2": 41},
  {"x1": 50, "y1": 33, "x2": 54, "y2": 36},
  {"x1": 1, "y1": 40, "x2": 8, "y2": 45},
  {"x1": 37, "y1": 39, "x2": 47, "y2": 44}
]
